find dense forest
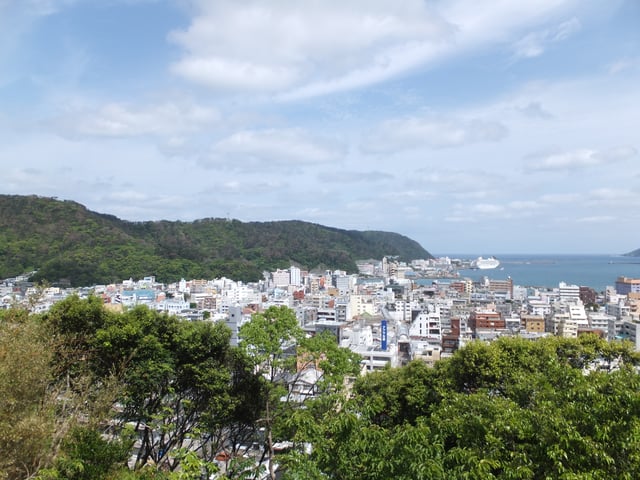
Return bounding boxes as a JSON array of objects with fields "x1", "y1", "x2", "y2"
[
  {"x1": 0, "y1": 195, "x2": 432, "y2": 286},
  {"x1": 2, "y1": 297, "x2": 640, "y2": 479}
]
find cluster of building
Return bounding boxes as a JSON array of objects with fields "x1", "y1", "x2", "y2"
[{"x1": 3, "y1": 260, "x2": 640, "y2": 373}]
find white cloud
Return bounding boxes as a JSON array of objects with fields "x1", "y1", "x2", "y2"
[
  {"x1": 576, "y1": 216, "x2": 616, "y2": 223},
  {"x1": 526, "y1": 146, "x2": 637, "y2": 172},
  {"x1": 218, "y1": 178, "x2": 289, "y2": 194},
  {"x1": 587, "y1": 188, "x2": 639, "y2": 205},
  {"x1": 413, "y1": 169, "x2": 504, "y2": 188},
  {"x1": 317, "y1": 170, "x2": 394, "y2": 183},
  {"x1": 380, "y1": 190, "x2": 436, "y2": 201},
  {"x1": 169, "y1": 0, "x2": 453, "y2": 95},
  {"x1": 0, "y1": 0, "x2": 73, "y2": 16},
  {"x1": 169, "y1": 0, "x2": 579, "y2": 98},
  {"x1": 445, "y1": 197, "x2": 546, "y2": 223},
  {"x1": 509, "y1": 200, "x2": 541, "y2": 210},
  {"x1": 201, "y1": 128, "x2": 345, "y2": 170},
  {"x1": 402, "y1": 168, "x2": 505, "y2": 202},
  {"x1": 608, "y1": 57, "x2": 640, "y2": 75},
  {"x1": 470, "y1": 203, "x2": 506, "y2": 215},
  {"x1": 512, "y1": 17, "x2": 581, "y2": 58},
  {"x1": 364, "y1": 114, "x2": 507, "y2": 153},
  {"x1": 540, "y1": 192, "x2": 582, "y2": 204},
  {"x1": 50, "y1": 100, "x2": 220, "y2": 138}
]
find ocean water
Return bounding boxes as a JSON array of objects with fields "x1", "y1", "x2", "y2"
[{"x1": 438, "y1": 254, "x2": 640, "y2": 292}]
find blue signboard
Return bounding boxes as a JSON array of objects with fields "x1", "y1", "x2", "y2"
[{"x1": 381, "y1": 320, "x2": 388, "y2": 351}]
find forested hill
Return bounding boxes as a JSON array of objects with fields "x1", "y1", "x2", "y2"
[
  {"x1": 625, "y1": 248, "x2": 640, "y2": 257},
  {"x1": 0, "y1": 195, "x2": 432, "y2": 286}
]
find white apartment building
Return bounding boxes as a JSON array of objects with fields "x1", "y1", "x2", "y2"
[
  {"x1": 355, "y1": 346, "x2": 400, "y2": 373},
  {"x1": 558, "y1": 282, "x2": 580, "y2": 301},
  {"x1": 334, "y1": 275, "x2": 352, "y2": 295},
  {"x1": 504, "y1": 313, "x2": 522, "y2": 331},
  {"x1": 606, "y1": 300, "x2": 631, "y2": 319},
  {"x1": 409, "y1": 306, "x2": 442, "y2": 341},
  {"x1": 568, "y1": 303, "x2": 589, "y2": 329},
  {"x1": 223, "y1": 283, "x2": 262, "y2": 305},
  {"x1": 340, "y1": 322, "x2": 399, "y2": 372},
  {"x1": 272, "y1": 269, "x2": 290, "y2": 288},
  {"x1": 547, "y1": 310, "x2": 577, "y2": 338},
  {"x1": 350, "y1": 294, "x2": 377, "y2": 317},
  {"x1": 156, "y1": 298, "x2": 190, "y2": 314},
  {"x1": 386, "y1": 300, "x2": 421, "y2": 322},
  {"x1": 588, "y1": 312, "x2": 616, "y2": 333},
  {"x1": 620, "y1": 320, "x2": 640, "y2": 350},
  {"x1": 225, "y1": 305, "x2": 248, "y2": 347},
  {"x1": 307, "y1": 293, "x2": 332, "y2": 309},
  {"x1": 289, "y1": 266, "x2": 301, "y2": 287},
  {"x1": 316, "y1": 307, "x2": 337, "y2": 323},
  {"x1": 528, "y1": 299, "x2": 552, "y2": 317}
]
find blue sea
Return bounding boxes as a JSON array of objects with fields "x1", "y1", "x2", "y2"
[{"x1": 436, "y1": 254, "x2": 640, "y2": 292}]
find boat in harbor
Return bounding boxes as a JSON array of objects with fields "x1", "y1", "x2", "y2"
[{"x1": 471, "y1": 256, "x2": 500, "y2": 270}]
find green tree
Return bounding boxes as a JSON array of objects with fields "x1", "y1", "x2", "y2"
[
  {"x1": 92, "y1": 305, "x2": 238, "y2": 473},
  {"x1": 292, "y1": 335, "x2": 640, "y2": 479},
  {"x1": 37, "y1": 426, "x2": 133, "y2": 480},
  {"x1": 239, "y1": 306, "x2": 305, "y2": 480},
  {"x1": 239, "y1": 307, "x2": 362, "y2": 480},
  {"x1": 0, "y1": 310, "x2": 56, "y2": 480}
]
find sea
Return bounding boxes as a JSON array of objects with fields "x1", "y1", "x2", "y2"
[{"x1": 434, "y1": 254, "x2": 640, "y2": 292}]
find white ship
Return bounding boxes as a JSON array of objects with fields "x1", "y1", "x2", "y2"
[{"x1": 471, "y1": 256, "x2": 500, "y2": 270}]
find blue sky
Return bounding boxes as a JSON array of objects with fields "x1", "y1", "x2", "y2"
[{"x1": 1, "y1": 0, "x2": 639, "y2": 255}]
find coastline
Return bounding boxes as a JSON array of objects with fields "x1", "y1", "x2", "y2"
[{"x1": 433, "y1": 254, "x2": 640, "y2": 292}]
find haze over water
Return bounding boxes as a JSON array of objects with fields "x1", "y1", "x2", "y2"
[{"x1": 441, "y1": 254, "x2": 640, "y2": 292}]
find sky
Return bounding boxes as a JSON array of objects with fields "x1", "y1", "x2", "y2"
[{"x1": 1, "y1": 0, "x2": 639, "y2": 255}]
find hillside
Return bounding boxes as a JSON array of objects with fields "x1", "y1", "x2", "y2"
[
  {"x1": 0, "y1": 195, "x2": 432, "y2": 286},
  {"x1": 625, "y1": 248, "x2": 640, "y2": 257}
]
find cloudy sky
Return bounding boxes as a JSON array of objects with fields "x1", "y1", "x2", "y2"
[{"x1": 1, "y1": 0, "x2": 639, "y2": 254}]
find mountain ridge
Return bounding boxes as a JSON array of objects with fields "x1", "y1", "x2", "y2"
[{"x1": 0, "y1": 195, "x2": 432, "y2": 286}]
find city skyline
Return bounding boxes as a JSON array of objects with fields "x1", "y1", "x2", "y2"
[{"x1": 1, "y1": 0, "x2": 639, "y2": 254}]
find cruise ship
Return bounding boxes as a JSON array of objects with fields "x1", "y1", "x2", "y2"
[{"x1": 471, "y1": 256, "x2": 500, "y2": 270}]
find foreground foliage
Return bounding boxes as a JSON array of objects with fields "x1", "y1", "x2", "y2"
[
  {"x1": 3, "y1": 297, "x2": 640, "y2": 479},
  {"x1": 287, "y1": 335, "x2": 640, "y2": 479}
]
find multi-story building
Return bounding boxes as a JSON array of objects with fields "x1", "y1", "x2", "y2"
[
  {"x1": 547, "y1": 309, "x2": 577, "y2": 338},
  {"x1": 469, "y1": 309, "x2": 504, "y2": 335},
  {"x1": 528, "y1": 299, "x2": 552, "y2": 317},
  {"x1": 628, "y1": 292, "x2": 640, "y2": 318},
  {"x1": 488, "y1": 278, "x2": 513, "y2": 299},
  {"x1": 350, "y1": 294, "x2": 377, "y2": 317},
  {"x1": 606, "y1": 300, "x2": 631, "y2": 319},
  {"x1": 615, "y1": 277, "x2": 640, "y2": 295},
  {"x1": 521, "y1": 315, "x2": 545, "y2": 333},
  {"x1": 558, "y1": 282, "x2": 580, "y2": 301},
  {"x1": 272, "y1": 269, "x2": 291, "y2": 288},
  {"x1": 333, "y1": 274, "x2": 352, "y2": 296},
  {"x1": 334, "y1": 297, "x2": 351, "y2": 323},
  {"x1": 409, "y1": 306, "x2": 442, "y2": 341},
  {"x1": 289, "y1": 266, "x2": 302, "y2": 287},
  {"x1": 619, "y1": 320, "x2": 640, "y2": 350},
  {"x1": 568, "y1": 303, "x2": 589, "y2": 329},
  {"x1": 588, "y1": 311, "x2": 615, "y2": 333}
]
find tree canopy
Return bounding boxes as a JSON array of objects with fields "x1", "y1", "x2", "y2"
[
  {"x1": 3, "y1": 298, "x2": 640, "y2": 480},
  {"x1": 0, "y1": 194, "x2": 431, "y2": 285},
  {"x1": 288, "y1": 335, "x2": 640, "y2": 480}
]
